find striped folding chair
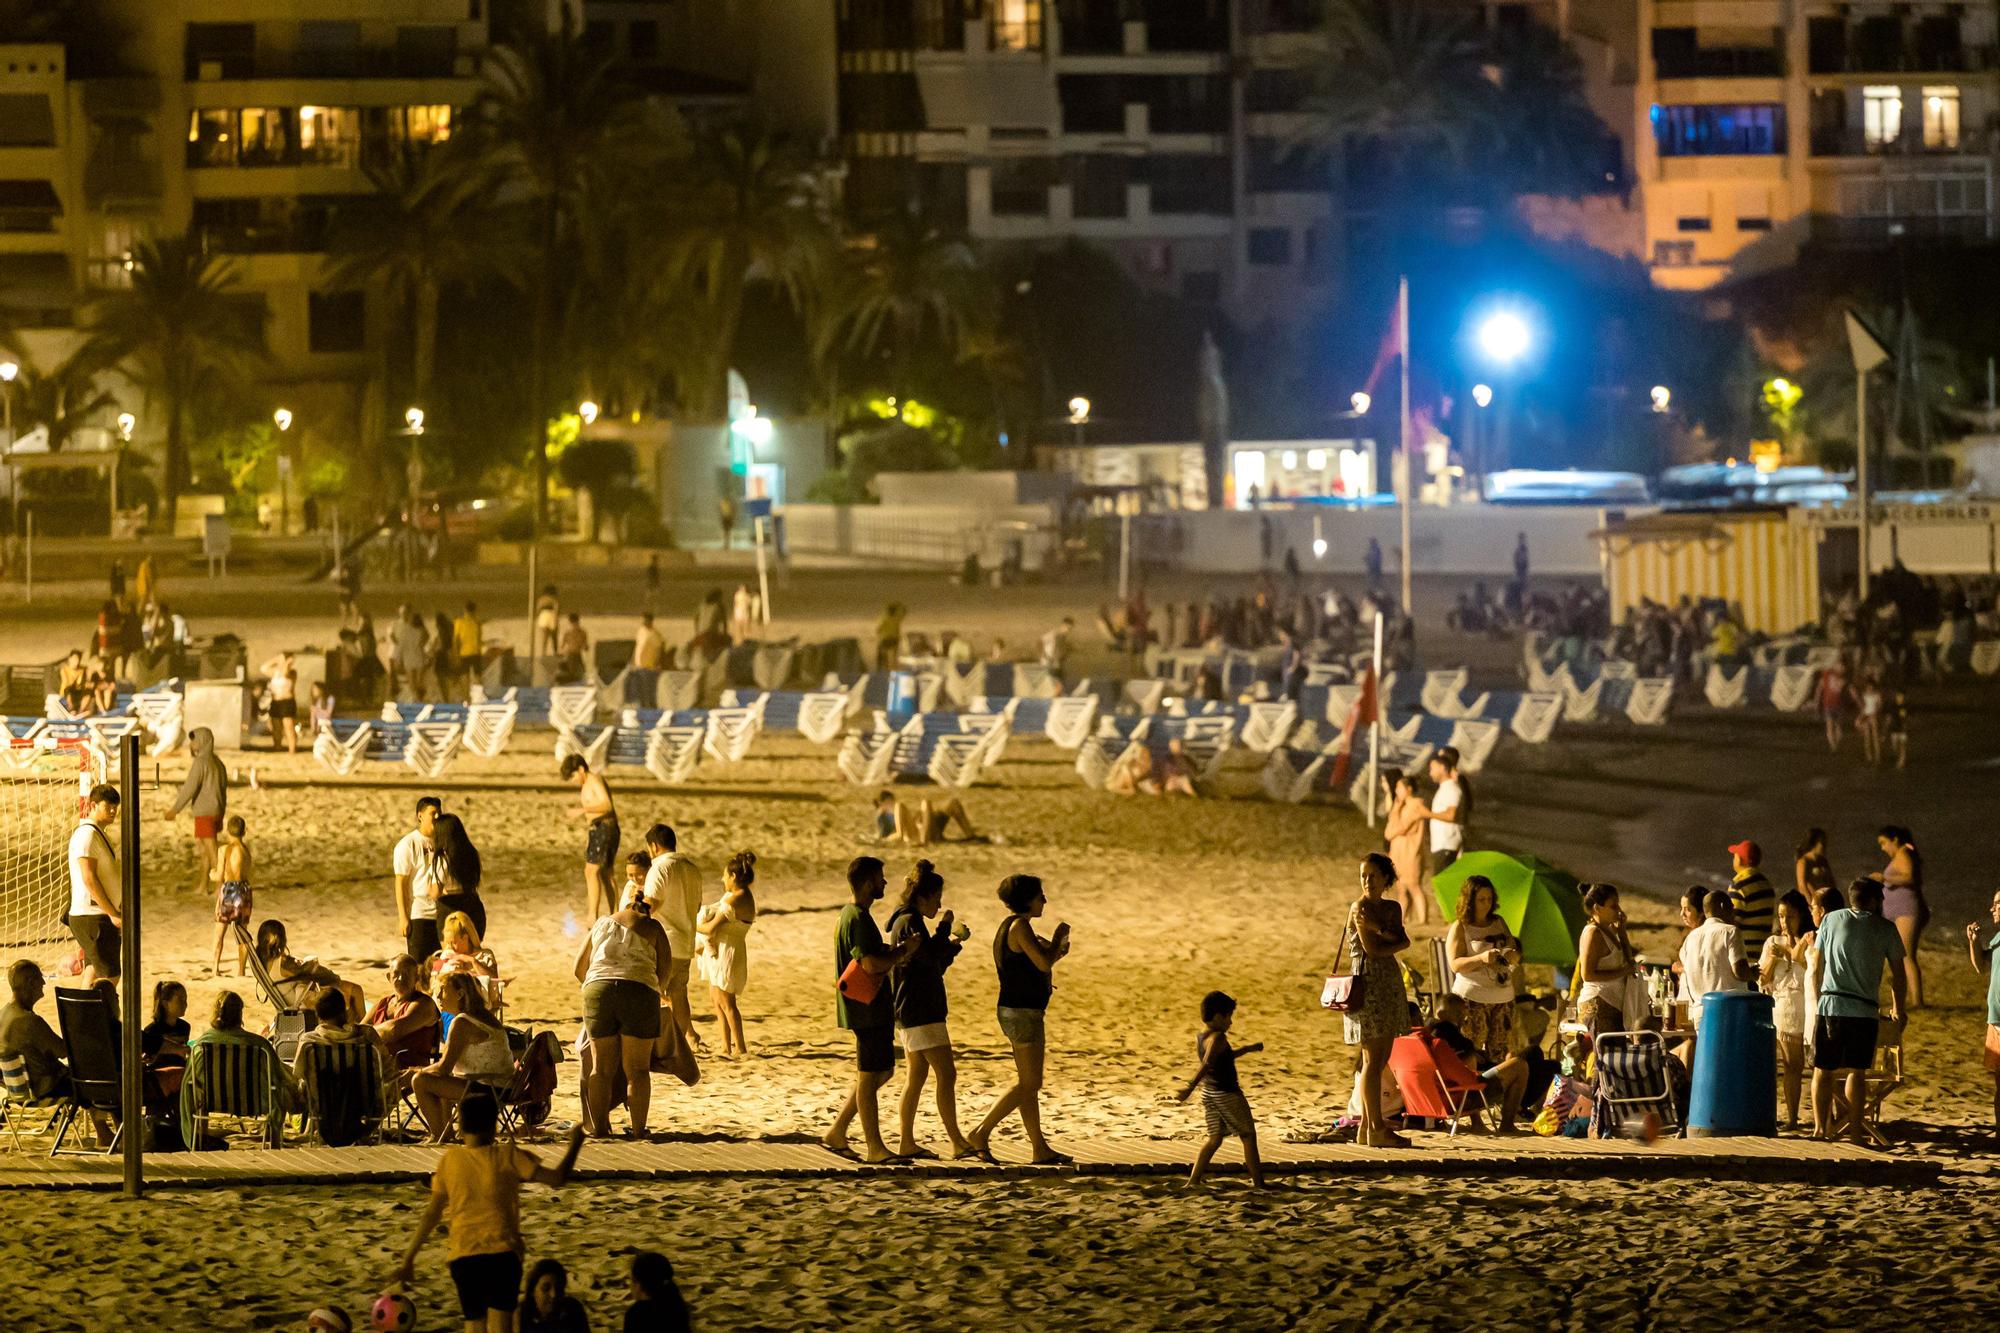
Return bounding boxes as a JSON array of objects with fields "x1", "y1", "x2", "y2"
[
  {"x1": 1591, "y1": 1031, "x2": 1680, "y2": 1138},
  {"x1": 181, "y1": 1038, "x2": 288, "y2": 1149},
  {"x1": 0, "y1": 1052, "x2": 68, "y2": 1152},
  {"x1": 297, "y1": 1040, "x2": 387, "y2": 1147}
]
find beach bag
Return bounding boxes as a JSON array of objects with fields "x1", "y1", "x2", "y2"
[
  {"x1": 650, "y1": 1018, "x2": 701, "y2": 1088},
  {"x1": 1320, "y1": 927, "x2": 1366, "y2": 1013},
  {"x1": 837, "y1": 959, "x2": 882, "y2": 1006}
]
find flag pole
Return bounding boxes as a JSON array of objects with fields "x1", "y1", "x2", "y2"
[
  {"x1": 1365, "y1": 609, "x2": 1384, "y2": 828},
  {"x1": 1856, "y1": 369, "x2": 1870, "y2": 602},
  {"x1": 1398, "y1": 275, "x2": 1413, "y2": 616}
]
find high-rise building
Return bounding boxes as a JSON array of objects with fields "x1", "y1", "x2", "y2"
[
  {"x1": 1630, "y1": 0, "x2": 1999, "y2": 288},
  {"x1": 0, "y1": 2, "x2": 488, "y2": 506}
]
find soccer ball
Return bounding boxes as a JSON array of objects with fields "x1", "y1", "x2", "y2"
[{"x1": 371, "y1": 1293, "x2": 416, "y2": 1332}]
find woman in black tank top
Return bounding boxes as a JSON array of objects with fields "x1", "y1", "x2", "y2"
[{"x1": 968, "y1": 873, "x2": 1071, "y2": 1166}]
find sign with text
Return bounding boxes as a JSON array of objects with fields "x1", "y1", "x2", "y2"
[{"x1": 1805, "y1": 502, "x2": 1994, "y2": 527}]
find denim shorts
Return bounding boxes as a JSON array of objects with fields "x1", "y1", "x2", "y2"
[{"x1": 997, "y1": 1005, "x2": 1046, "y2": 1046}]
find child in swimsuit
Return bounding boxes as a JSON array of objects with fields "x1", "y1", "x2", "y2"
[{"x1": 212, "y1": 815, "x2": 253, "y2": 977}]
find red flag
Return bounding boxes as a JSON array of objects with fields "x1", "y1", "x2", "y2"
[
  {"x1": 1329, "y1": 667, "x2": 1379, "y2": 787},
  {"x1": 1359, "y1": 300, "x2": 1402, "y2": 400}
]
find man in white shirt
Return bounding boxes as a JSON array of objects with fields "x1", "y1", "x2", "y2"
[
  {"x1": 68, "y1": 784, "x2": 123, "y2": 987},
  {"x1": 392, "y1": 796, "x2": 442, "y2": 960},
  {"x1": 1679, "y1": 889, "x2": 1753, "y2": 1031},
  {"x1": 1425, "y1": 746, "x2": 1467, "y2": 876},
  {"x1": 642, "y1": 823, "x2": 706, "y2": 1048}
]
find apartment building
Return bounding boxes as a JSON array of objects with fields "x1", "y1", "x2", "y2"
[
  {"x1": 0, "y1": 2, "x2": 485, "y2": 478},
  {"x1": 834, "y1": 0, "x2": 1342, "y2": 325},
  {"x1": 1634, "y1": 0, "x2": 2000, "y2": 289}
]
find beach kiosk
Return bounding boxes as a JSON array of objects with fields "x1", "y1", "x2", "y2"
[{"x1": 1591, "y1": 509, "x2": 1821, "y2": 635}]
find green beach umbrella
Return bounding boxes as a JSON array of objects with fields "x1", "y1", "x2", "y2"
[{"x1": 1432, "y1": 851, "x2": 1588, "y2": 968}]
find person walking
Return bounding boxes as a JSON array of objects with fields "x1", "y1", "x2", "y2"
[
  {"x1": 561, "y1": 755, "x2": 619, "y2": 921},
  {"x1": 887, "y1": 859, "x2": 974, "y2": 1160},
  {"x1": 694, "y1": 851, "x2": 756, "y2": 1057},
  {"x1": 452, "y1": 601, "x2": 483, "y2": 693},
  {"x1": 210, "y1": 815, "x2": 253, "y2": 978},
  {"x1": 1817, "y1": 656, "x2": 1851, "y2": 753},
  {"x1": 429, "y1": 812, "x2": 487, "y2": 943},
  {"x1": 641, "y1": 823, "x2": 705, "y2": 1050},
  {"x1": 164, "y1": 726, "x2": 228, "y2": 896},
  {"x1": 823, "y1": 856, "x2": 918, "y2": 1164},
  {"x1": 1810, "y1": 878, "x2": 1908, "y2": 1144},
  {"x1": 1344, "y1": 852, "x2": 1411, "y2": 1148},
  {"x1": 392, "y1": 1093, "x2": 584, "y2": 1333},
  {"x1": 393, "y1": 796, "x2": 443, "y2": 961},
  {"x1": 574, "y1": 881, "x2": 671, "y2": 1139},
  {"x1": 1176, "y1": 990, "x2": 1265, "y2": 1190},
  {"x1": 967, "y1": 873, "x2": 1072, "y2": 1165}
]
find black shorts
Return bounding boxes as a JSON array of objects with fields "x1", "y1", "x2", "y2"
[
  {"x1": 585, "y1": 818, "x2": 621, "y2": 869},
  {"x1": 1429, "y1": 847, "x2": 1459, "y2": 877},
  {"x1": 854, "y1": 1023, "x2": 897, "y2": 1074},
  {"x1": 1813, "y1": 1014, "x2": 1880, "y2": 1072},
  {"x1": 406, "y1": 914, "x2": 442, "y2": 965},
  {"x1": 268, "y1": 698, "x2": 296, "y2": 721},
  {"x1": 448, "y1": 1250, "x2": 522, "y2": 1319},
  {"x1": 70, "y1": 915, "x2": 120, "y2": 978}
]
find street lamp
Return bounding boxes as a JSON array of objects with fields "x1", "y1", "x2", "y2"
[
  {"x1": 1650, "y1": 385, "x2": 1671, "y2": 413},
  {"x1": 403, "y1": 406, "x2": 425, "y2": 435},
  {"x1": 1476, "y1": 310, "x2": 1532, "y2": 366},
  {"x1": 1312, "y1": 513, "x2": 1327, "y2": 560},
  {"x1": 1471, "y1": 383, "x2": 1493, "y2": 409},
  {"x1": 273, "y1": 407, "x2": 294, "y2": 535},
  {"x1": 273, "y1": 407, "x2": 293, "y2": 433},
  {"x1": 578, "y1": 400, "x2": 599, "y2": 426},
  {"x1": 0, "y1": 360, "x2": 16, "y2": 452},
  {"x1": 1350, "y1": 391, "x2": 1371, "y2": 415},
  {"x1": 116, "y1": 412, "x2": 135, "y2": 441}
]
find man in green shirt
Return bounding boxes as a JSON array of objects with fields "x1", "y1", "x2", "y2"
[
  {"x1": 823, "y1": 855, "x2": 917, "y2": 1163},
  {"x1": 1725, "y1": 839, "x2": 1774, "y2": 961}
]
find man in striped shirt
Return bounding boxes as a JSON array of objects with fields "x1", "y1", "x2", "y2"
[{"x1": 1727, "y1": 840, "x2": 1775, "y2": 961}]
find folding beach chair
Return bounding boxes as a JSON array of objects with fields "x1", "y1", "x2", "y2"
[
  {"x1": 1388, "y1": 1031, "x2": 1489, "y2": 1136},
  {"x1": 1590, "y1": 1031, "x2": 1680, "y2": 1139},
  {"x1": 235, "y1": 922, "x2": 314, "y2": 1053},
  {"x1": 1422, "y1": 938, "x2": 1454, "y2": 1022},
  {"x1": 297, "y1": 1040, "x2": 387, "y2": 1147},
  {"x1": 181, "y1": 1038, "x2": 288, "y2": 1149},
  {"x1": 0, "y1": 1052, "x2": 68, "y2": 1152},
  {"x1": 52, "y1": 987, "x2": 123, "y2": 1156},
  {"x1": 1831, "y1": 1020, "x2": 1904, "y2": 1146}
]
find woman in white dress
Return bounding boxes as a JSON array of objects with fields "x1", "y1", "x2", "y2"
[
  {"x1": 1758, "y1": 891, "x2": 1811, "y2": 1130},
  {"x1": 696, "y1": 851, "x2": 758, "y2": 1056}
]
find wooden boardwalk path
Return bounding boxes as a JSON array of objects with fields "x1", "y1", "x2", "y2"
[{"x1": 0, "y1": 1130, "x2": 1945, "y2": 1192}]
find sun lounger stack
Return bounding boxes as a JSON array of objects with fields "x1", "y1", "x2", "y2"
[
  {"x1": 471, "y1": 685, "x2": 552, "y2": 727},
  {"x1": 462, "y1": 701, "x2": 518, "y2": 757},
  {"x1": 702, "y1": 701, "x2": 765, "y2": 764},
  {"x1": 1259, "y1": 744, "x2": 1331, "y2": 804},
  {"x1": 313, "y1": 720, "x2": 373, "y2": 776},
  {"x1": 1625, "y1": 677, "x2": 1674, "y2": 725},
  {"x1": 131, "y1": 686, "x2": 186, "y2": 757},
  {"x1": 1767, "y1": 663, "x2": 1817, "y2": 711},
  {"x1": 1702, "y1": 663, "x2": 1748, "y2": 708},
  {"x1": 553, "y1": 721, "x2": 617, "y2": 771},
  {"x1": 403, "y1": 721, "x2": 464, "y2": 778}
]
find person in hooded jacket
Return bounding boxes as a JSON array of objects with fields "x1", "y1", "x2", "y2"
[{"x1": 166, "y1": 726, "x2": 229, "y2": 895}]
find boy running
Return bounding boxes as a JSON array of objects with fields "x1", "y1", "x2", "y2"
[{"x1": 1177, "y1": 991, "x2": 1264, "y2": 1189}]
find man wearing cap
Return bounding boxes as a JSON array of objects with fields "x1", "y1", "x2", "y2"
[{"x1": 1726, "y1": 840, "x2": 1775, "y2": 962}]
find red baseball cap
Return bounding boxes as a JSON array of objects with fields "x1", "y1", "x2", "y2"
[{"x1": 1728, "y1": 840, "x2": 1761, "y2": 866}]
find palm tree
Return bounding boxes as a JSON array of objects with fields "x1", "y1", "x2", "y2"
[
  {"x1": 447, "y1": 18, "x2": 680, "y2": 534},
  {"x1": 13, "y1": 351, "x2": 114, "y2": 452},
  {"x1": 325, "y1": 152, "x2": 494, "y2": 416},
  {"x1": 663, "y1": 125, "x2": 832, "y2": 419},
  {"x1": 815, "y1": 210, "x2": 994, "y2": 409},
  {"x1": 81, "y1": 235, "x2": 266, "y2": 523}
]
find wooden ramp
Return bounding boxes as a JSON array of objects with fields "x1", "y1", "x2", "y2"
[{"x1": 0, "y1": 1131, "x2": 1941, "y2": 1192}]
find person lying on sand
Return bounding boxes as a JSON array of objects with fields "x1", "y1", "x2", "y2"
[{"x1": 871, "y1": 790, "x2": 991, "y2": 847}]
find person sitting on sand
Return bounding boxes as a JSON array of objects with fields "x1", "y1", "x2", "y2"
[
  {"x1": 410, "y1": 972, "x2": 515, "y2": 1142},
  {"x1": 520, "y1": 1258, "x2": 590, "y2": 1333},
  {"x1": 1104, "y1": 743, "x2": 1158, "y2": 797},
  {"x1": 393, "y1": 1093, "x2": 584, "y2": 1333},
  {"x1": 873, "y1": 789, "x2": 983, "y2": 848},
  {"x1": 253, "y1": 918, "x2": 367, "y2": 1023},
  {"x1": 366, "y1": 954, "x2": 441, "y2": 1079},
  {"x1": 967, "y1": 873, "x2": 1073, "y2": 1165},
  {"x1": 1427, "y1": 994, "x2": 1528, "y2": 1133},
  {"x1": 1157, "y1": 738, "x2": 1201, "y2": 796},
  {"x1": 1176, "y1": 990, "x2": 1265, "y2": 1189},
  {"x1": 624, "y1": 1251, "x2": 693, "y2": 1333}
]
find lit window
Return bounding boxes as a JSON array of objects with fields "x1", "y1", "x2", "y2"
[
  {"x1": 238, "y1": 108, "x2": 293, "y2": 166},
  {"x1": 299, "y1": 106, "x2": 358, "y2": 167},
  {"x1": 403, "y1": 105, "x2": 453, "y2": 146},
  {"x1": 1863, "y1": 85, "x2": 1902, "y2": 149},
  {"x1": 991, "y1": 0, "x2": 1043, "y2": 52},
  {"x1": 1922, "y1": 86, "x2": 1959, "y2": 150}
]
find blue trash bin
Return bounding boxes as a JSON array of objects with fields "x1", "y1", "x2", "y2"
[{"x1": 1686, "y1": 989, "x2": 1777, "y2": 1137}]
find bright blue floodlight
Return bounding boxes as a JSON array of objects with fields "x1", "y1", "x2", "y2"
[{"x1": 1477, "y1": 310, "x2": 1531, "y2": 365}]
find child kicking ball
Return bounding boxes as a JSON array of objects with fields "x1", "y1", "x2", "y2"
[{"x1": 1177, "y1": 991, "x2": 1264, "y2": 1189}]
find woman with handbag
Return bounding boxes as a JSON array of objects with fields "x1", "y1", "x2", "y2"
[
  {"x1": 1447, "y1": 874, "x2": 1521, "y2": 1059},
  {"x1": 1340, "y1": 853, "x2": 1411, "y2": 1148}
]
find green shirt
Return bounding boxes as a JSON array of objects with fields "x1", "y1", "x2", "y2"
[{"x1": 835, "y1": 903, "x2": 892, "y2": 1030}]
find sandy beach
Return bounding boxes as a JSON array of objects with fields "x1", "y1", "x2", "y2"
[{"x1": 0, "y1": 563, "x2": 1994, "y2": 1329}]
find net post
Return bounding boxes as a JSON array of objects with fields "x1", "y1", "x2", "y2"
[{"x1": 118, "y1": 731, "x2": 142, "y2": 1198}]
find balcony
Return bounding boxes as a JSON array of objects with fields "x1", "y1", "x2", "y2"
[
  {"x1": 1807, "y1": 43, "x2": 1998, "y2": 76},
  {"x1": 1812, "y1": 212, "x2": 1991, "y2": 244},
  {"x1": 1654, "y1": 48, "x2": 1784, "y2": 79},
  {"x1": 183, "y1": 44, "x2": 469, "y2": 82},
  {"x1": 1810, "y1": 128, "x2": 1978, "y2": 158}
]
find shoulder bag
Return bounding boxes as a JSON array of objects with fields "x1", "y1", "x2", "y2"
[{"x1": 1321, "y1": 924, "x2": 1367, "y2": 1013}]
